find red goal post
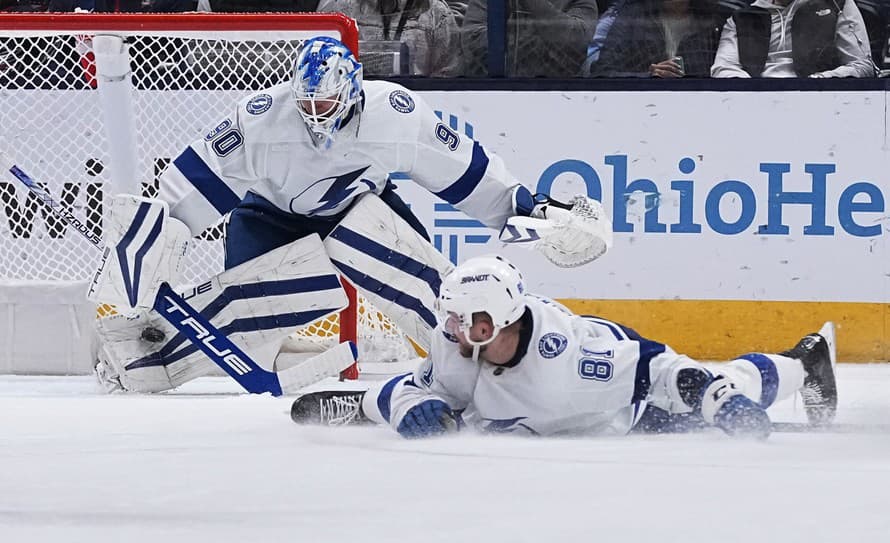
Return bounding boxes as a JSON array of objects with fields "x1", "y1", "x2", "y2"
[{"x1": 0, "y1": 12, "x2": 411, "y2": 376}]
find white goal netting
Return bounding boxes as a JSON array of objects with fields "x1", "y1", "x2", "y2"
[{"x1": 0, "y1": 13, "x2": 415, "y2": 366}]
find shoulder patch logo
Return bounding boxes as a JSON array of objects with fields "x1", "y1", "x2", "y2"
[
  {"x1": 538, "y1": 333, "x2": 568, "y2": 359},
  {"x1": 246, "y1": 94, "x2": 273, "y2": 115},
  {"x1": 389, "y1": 89, "x2": 415, "y2": 113}
]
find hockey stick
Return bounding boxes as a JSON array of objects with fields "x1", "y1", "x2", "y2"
[{"x1": 4, "y1": 154, "x2": 356, "y2": 396}]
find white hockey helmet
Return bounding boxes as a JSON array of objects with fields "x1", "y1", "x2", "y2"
[
  {"x1": 437, "y1": 255, "x2": 527, "y2": 350},
  {"x1": 291, "y1": 36, "x2": 363, "y2": 150}
]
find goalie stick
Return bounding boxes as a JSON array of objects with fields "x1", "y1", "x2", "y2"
[{"x1": 3, "y1": 153, "x2": 356, "y2": 396}]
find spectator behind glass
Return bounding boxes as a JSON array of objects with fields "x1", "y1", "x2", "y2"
[
  {"x1": 1, "y1": 0, "x2": 49, "y2": 10},
  {"x1": 316, "y1": 0, "x2": 460, "y2": 76},
  {"x1": 4, "y1": 1, "x2": 148, "y2": 10},
  {"x1": 47, "y1": 0, "x2": 144, "y2": 9},
  {"x1": 443, "y1": 0, "x2": 466, "y2": 24},
  {"x1": 587, "y1": 0, "x2": 730, "y2": 77},
  {"x1": 460, "y1": 0, "x2": 599, "y2": 77},
  {"x1": 151, "y1": 0, "x2": 320, "y2": 10},
  {"x1": 855, "y1": 0, "x2": 889, "y2": 70},
  {"x1": 711, "y1": 0, "x2": 876, "y2": 77}
]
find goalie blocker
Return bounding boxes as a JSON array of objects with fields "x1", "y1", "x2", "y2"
[{"x1": 87, "y1": 194, "x2": 191, "y2": 309}]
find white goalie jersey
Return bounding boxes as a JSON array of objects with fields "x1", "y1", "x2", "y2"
[
  {"x1": 376, "y1": 295, "x2": 688, "y2": 437},
  {"x1": 158, "y1": 79, "x2": 524, "y2": 236}
]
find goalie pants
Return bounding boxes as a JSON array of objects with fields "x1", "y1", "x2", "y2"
[{"x1": 224, "y1": 183, "x2": 430, "y2": 269}]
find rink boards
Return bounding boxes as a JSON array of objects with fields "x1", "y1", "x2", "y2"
[
  {"x1": 2, "y1": 89, "x2": 889, "y2": 366},
  {"x1": 400, "y1": 90, "x2": 890, "y2": 362}
]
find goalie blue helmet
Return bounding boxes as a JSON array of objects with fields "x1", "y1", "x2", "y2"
[{"x1": 291, "y1": 36, "x2": 363, "y2": 150}]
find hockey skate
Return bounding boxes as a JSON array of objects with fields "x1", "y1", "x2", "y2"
[
  {"x1": 290, "y1": 390, "x2": 371, "y2": 426},
  {"x1": 780, "y1": 322, "x2": 838, "y2": 426}
]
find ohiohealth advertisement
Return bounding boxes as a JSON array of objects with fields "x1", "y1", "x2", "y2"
[{"x1": 404, "y1": 91, "x2": 889, "y2": 305}]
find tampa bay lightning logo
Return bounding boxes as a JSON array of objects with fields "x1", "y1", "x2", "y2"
[
  {"x1": 538, "y1": 333, "x2": 568, "y2": 359},
  {"x1": 246, "y1": 94, "x2": 273, "y2": 115},
  {"x1": 290, "y1": 166, "x2": 376, "y2": 215},
  {"x1": 388, "y1": 90, "x2": 415, "y2": 113}
]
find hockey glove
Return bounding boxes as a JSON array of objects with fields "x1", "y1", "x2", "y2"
[
  {"x1": 701, "y1": 376, "x2": 771, "y2": 440},
  {"x1": 500, "y1": 187, "x2": 613, "y2": 268},
  {"x1": 397, "y1": 399, "x2": 457, "y2": 439}
]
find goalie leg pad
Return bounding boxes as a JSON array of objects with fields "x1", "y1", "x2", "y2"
[
  {"x1": 325, "y1": 193, "x2": 454, "y2": 351},
  {"x1": 94, "y1": 234, "x2": 348, "y2": 392}
]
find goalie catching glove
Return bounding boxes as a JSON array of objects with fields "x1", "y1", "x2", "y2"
[
  {"x1": 87, "y1": 194, "x2": 191, "y2": 309},
  {"x1": 500, "y1": 187, "x2": 613, "y2": 268}
]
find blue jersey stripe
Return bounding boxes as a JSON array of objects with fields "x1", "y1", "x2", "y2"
[
  {"x1": 334, "y1": 259, "x2": 438, "y2": 329},
  {"x1": 583, "y1": 315, "x2": 665, "y2": 403},
  {"x1": 633, "y1": 340, "x2": 666, "y2": 404},
  {"x1": 583, "y1": 316, "x2": 627, "y2": 340},
  {"x1": 737, "y1": 353, "x2": 780, "y2": 408},
  {"x1": 329, "y1": 226, "x2": 442, "y2": 296},
  {"x1": 434, "y1": 141, "x2": 489, "y2": 205},
  {"x1": 378, "y1": 373, "x2": 412, "y2": 423},
  {"x1": 173, "y1": 147, "x2": 241, "y2": 215}
]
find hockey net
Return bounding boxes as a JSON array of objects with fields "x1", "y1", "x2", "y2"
[{"x1": 0, "y1": 13, "x2": 415, "y2": 370}]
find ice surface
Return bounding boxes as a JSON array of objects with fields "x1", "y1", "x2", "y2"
[{"x1": 2, "y1": 365, "x2": 889, "y2": 543}]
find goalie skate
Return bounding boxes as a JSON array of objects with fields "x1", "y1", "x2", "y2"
[
  {"x1": 291, "y1": 391, "x2": 371, "y2": 426},
  {"x1": 780, "y1": 322, "x2": 838, "y2": 426}
]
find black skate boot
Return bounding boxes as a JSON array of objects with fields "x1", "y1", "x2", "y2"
[
  {"x1": 780, "y1": 322, "x2": 837, "y2": 426},
  {"x1": 290, "y1": 390, "x2": 371, "y2": 426}
]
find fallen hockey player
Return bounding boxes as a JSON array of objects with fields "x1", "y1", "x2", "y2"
[{"x1": 291, "y1": 255, "x2": 838, "y2": 440}]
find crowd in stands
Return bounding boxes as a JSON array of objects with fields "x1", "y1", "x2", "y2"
[{"x1": 1, "y1": 0, "x2": 888, "y2": 77}]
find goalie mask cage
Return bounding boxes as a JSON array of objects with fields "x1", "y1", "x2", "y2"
[{"x1": 0, "y1": 13, "x2": 414, "y2": 376}]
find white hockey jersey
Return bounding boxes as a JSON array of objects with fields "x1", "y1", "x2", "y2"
[
  {"x1": 379, "y1": 295, "x2": 687, "y2": 437},
  {"x1": 159, "y1": 79, "x2": 523, "y2": 236}
]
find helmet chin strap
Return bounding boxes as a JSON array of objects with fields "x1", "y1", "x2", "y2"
[{"x1": 466, "y1": 327, "x2": 501, "y2": 362}]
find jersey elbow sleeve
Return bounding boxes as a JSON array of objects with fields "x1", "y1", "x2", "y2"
[
  {"x1": 160, "y1": 145, "x2": 244, "y2": 236},
  {"x1": 416, "y1": 141, "x2": 518, "y2": 229}
]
